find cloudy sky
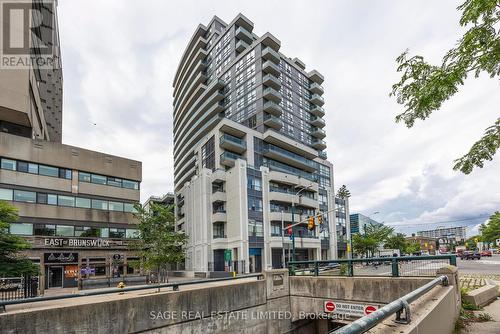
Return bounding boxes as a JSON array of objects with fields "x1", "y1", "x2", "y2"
[{"x1": 57, "y1": 0, "x2": 499, "y2": 236}]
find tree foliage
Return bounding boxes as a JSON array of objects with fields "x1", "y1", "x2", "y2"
[
  {"x1": 480, "y1": 211, "x2": 500, "y2": 242},
  {"x1": 133, "y1": 203, "x2": 188, "y2": 271},
  {"x1": 337, "y1": 185, "x2": 351, "y2": 199},
  {"x1": 352, "y1": 223, "x2": 394, "y2": 257},
  {"x1": 0, "y1": 201, "x2": 38, "y2": 276},
  {"x1": 384, "y1": 233, "x2": 408, "y2": 252},
  {"x1": 391, "y1": 0, "x2": 500, "y2": 174}
]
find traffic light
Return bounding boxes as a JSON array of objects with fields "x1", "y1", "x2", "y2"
[
  {"x1": 317, "y1": 214, "x2": 322, "y2": 227},
  {"x1": 307, "y1": 216, "x2": 315, "y2": 230}
]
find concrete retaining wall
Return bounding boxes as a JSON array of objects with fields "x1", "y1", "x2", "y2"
[{"x1": 464, "y1": 284, "x2": 499, "y2": 307}]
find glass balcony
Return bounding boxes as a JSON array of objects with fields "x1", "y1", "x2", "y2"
[
  {"x1": 310, "y1": 105, "x2": 325, "y2": 117},
  {"x1": 263, "y1": 87, "x2": 281, "y2": 103},
  {"x1": 310, "y1": 116, "x2": 325, "y2": 128},
  {"x1": 311, "y1": 128, "x2": 326, "y2": 139},
  {"x1": 319, "y1": 151, "x2": 327, "y2": 159},
  {"x1": 262, "y1": 47, "x2": 280, "y2": 64},
  {"x1": 262, "y1": 74, "x2": 281, "y2": 90},
  {"x1": 263, "y1": 114, "x2": 283, "y2": 130},
  {"x1": 235, "y1": 26, "x2": 253, "y2": 43},
  {"x1": 310, "y1": 82, "x2": 324, "y2": 95},
  {"x1": 263, "y1": 101, "x2": 282, "y2": 117},
  {"x1": 263, "y1": 158, "x2": 318, "y2": 182},
  {"x1": 219, "y1": 133, "x2": 246, "y2": 154},
  {"x1": 220, "y1": 151, "x2": 245, "y2": 167},
  {"x1": 263, "y1": 144, "x2": 318, "y2": 172},
  {"x1": 235, "y1": 39, "x2": 249, "y2": 52},
  {"x1": 312, "y1": 139, "x2": 327, "y2": 150},
  {"x1": 262, "y1": 60, "x2": 281, "y2": 77},
  {"x1": 311, "y1": 94, "x2": 324, "y2": 106}
]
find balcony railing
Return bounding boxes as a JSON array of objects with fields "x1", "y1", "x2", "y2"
[
  {"x1": 263, "y1": 159, "x2": 318, "y2": 182},
  {"x1": 220, "y1": 133, "x2": 246, "y2": 151},
  {"x1": 264, "y1": 144, "x2": 318, "y2": 169}
]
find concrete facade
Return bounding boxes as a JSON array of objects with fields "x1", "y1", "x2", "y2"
[
  {"x1": 173, "y1": 14, "x2": 339, "y2": 274},
  {"x1": 0, "y1": 1, "x2": 143, "y2": 292}
]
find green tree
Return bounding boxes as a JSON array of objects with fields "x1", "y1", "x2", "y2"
[
  {"x1": 384, "y1": 233, "x2": 408, "y2": 253},
  {"x1": 405, "y1": 242, "x2": 421, "y2": 255},
  {"x1": 0, "y1": 201, "x2": 38, "y2": 277},
  {"x1": 353, "y1": 224, "x2": 394, "y2": 257},
  {"x1": 337, "y1": 185, "x2": 351, "y2": 199},
  {"x1": 480, "y1": 212, "x2": 500, "y2": 242},
  {"x1": 391, "y1": 0, "x2": 500, "y2": 174},
  {"x1": 133, "y1": 203, "x2": 188, "y2": 288}
]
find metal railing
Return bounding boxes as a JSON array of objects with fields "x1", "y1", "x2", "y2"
[
  {"x1": 331, "y1": 275, "x2": 449, "y2": 333},
  {"x1": 0, "y1": 273, "x2": 263, "y2": 312},
  {"x1": 288, "y1": 255, "x2": 456, "y2": 277},
  {"x1": 0, "y1": 276, "x2": 38, "y2": 301}
]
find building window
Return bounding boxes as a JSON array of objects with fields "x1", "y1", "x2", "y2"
[
  {"x1": 213, "y1": 222, "x2": 225, "y2": 238},
  {"x1": 47, "y1": 194, "x2": 57, "y2": 205},
  {"x1": 201, "y1": 136, "x2": 215, "y2": 171},
  {"x1": 1, "y1": 158, "x2": 16, "y2": 171},
  {"x1": 91, "y1": 199, "x2": 108, "y2": 210},
  {"x1": 126, "y1": 229, "x2": 140, "y2": 239},
  {"x1": 271, "y1": 223, "x2": 282, "y2": 236},
  {"x1": 109, "y1": 201, "x2": 124, "y2": 211},
  {"x1": 249, "y1": 220, "x2": 263, "y2": 237},
  {"x1": 91, "y1": 174, "x2": 107, "y2": 185},
  {"x1": 13, "y1": 190, "x2": 36, "y2": 203},
  {"x1": 58, "y1": 195, "x2": 75, "y2": 207},
  {"x1": 9, "y1": 223, "x2": 33, "y2": 235},
  {"x1": 124, "y1": 203, "x2": 137, "y2": 213},
  {"x1": 122, "y1": 180, "x2": 139, "y2": 190},
  {"x1": 74, "y1": 226, "x2": 100, "y2": 237},
  {"x1": 79, "y1": 172, "x2": 91, "y2": 182},
  {"x1": 34, "y1": 224, "x2": 56, "y2": 236},
  {"x1": 109, "y1": 228, "x2": 125, "y2": 238},
  {"x1": 107, "y1": 177, "x2": 122, "y2": 187},
  {"x1": 56, "y1": 225, "x2": 74, "y2": 237},
  {"x1": 248, "y1": 198, "x2": 262, "y2": 212},
  {"x1": 38, "y1": 165, "x2": 59, "y2": 178},
  {"x1": 247, "y1": 176, "x2": 262, "y2": 191},
  {"x1": 0, "y1": 188, "x2": 13, "y2": 201},
  {"x1": 76, "y1": 197, "x2": 91, "y2": 208}
]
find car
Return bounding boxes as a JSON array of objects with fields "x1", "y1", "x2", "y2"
[
  {"x1": 460, "y1": 252, "x2": 481, "y2": 260},
  {"x1": 480, "y1": 250, "x2": 492, "y2": 257}
]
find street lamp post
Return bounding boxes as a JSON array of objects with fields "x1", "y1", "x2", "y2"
[{"x1": 291, "y1": 184, "x2": 313, "y2": 262}]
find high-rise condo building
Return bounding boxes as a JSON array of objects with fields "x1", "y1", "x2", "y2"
[{"x1": 173, "y1": 14, "x2": 337, "y2": 273}]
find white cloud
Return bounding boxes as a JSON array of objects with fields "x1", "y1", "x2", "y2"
[{"x1": 57, "y1": 1, "x2": 500, "y2": 231}]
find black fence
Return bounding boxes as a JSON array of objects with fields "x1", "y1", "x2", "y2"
[
  {"x1": 289, "y1": 255, "x2": 457, "y2": 277},
  {"x1": 0, "y1": 276, "x2": 39, "y2": 301}
]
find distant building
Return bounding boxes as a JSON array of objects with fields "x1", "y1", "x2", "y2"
[
  {"x1": 417, "y1": 226, "x2": 467, "y2": 242},
  {"x1": 406, "y1": 235, "x2": 437, "y2": 255},
  {"x1": 143, "y1": 193, "x2": 175, "y2": 213},
  {"x1": 349, "y1": 213, "x2": 382, "y2": 234},
  {"x1": 335, "y1": 196, "x2": 349, "y2": 258}
]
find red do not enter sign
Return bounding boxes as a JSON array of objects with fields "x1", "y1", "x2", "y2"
[
  {"x1": 364, "y1": 305, "x2": 377, "y2": 315},
  {"x1": 324, "y1": 300, "x2": 336, "y2": 312}
]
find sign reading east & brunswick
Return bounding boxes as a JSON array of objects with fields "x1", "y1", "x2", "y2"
[{"x1": 44, "y1": 238, "x2": 110, "y2": 248}]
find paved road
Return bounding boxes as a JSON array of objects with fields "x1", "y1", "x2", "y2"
[{"x1": 457, "y1": 254, "x2": 500, "y2": 274}]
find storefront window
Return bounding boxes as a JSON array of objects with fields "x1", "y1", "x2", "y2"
[
  {"x1": 10, "y1": 223, "x2": 33, "y2": 235},
  {"x1": 74, "y1": 226, "x2": 100, "y2": 237},
  {"x1": 126, "y1": 229, "x2": 140, "y2": 239},
  {"x1": 56, "y1": 225, "x2": 74, "y2": 236},
  {"x1": 109, "y1": 228, "x2": 125, "y2": 238},
  {"x1": 100, "y1": 228, "x2": 109, "y2": 238},
  {"x1": 34, "y1": 224, "x2": 56, "y2": 236}
]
